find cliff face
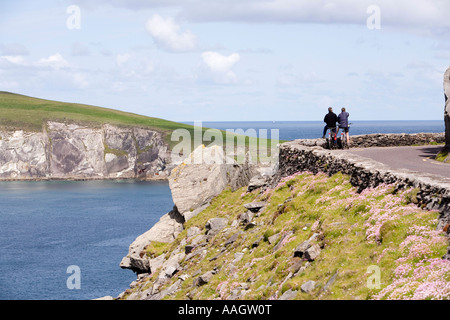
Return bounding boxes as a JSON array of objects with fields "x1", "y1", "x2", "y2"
[{"x1": 0, "y1": 121, "x2": 171, "y2": 180}]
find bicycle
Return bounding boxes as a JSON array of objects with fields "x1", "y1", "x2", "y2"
[{"x1": 326, "y1": 126, "x2": 338, "y2": 150}]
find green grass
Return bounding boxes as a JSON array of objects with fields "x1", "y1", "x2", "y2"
[
  {"x1": 121, "y1": 171, "x2": 449, "y2": 300},
  {"x1": 0, "y1": 91, "x2": 282, "y2": 158},
  {"x1": 436, "y1": 148, "x2": 449, "y2": 163}
]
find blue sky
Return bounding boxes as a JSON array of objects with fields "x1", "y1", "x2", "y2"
[{"x1": 0, "y1": 1, "x2": 449, "y2": 122}]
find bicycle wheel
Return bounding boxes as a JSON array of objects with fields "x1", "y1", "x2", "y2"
[{"x1": 341, "y1": 133, "x2": 346, "y2": 149}]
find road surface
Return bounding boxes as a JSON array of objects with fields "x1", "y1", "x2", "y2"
[{"x1": 342, "y1": 145, "x2": 450, "y2": 178}]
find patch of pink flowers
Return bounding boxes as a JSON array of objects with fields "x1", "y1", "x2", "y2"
[
  {"x1": 373, "y1": 224, "x2": 449, "y2": 300},
  {"x1": 373, "y1": 258, "x2": 450, "y2": 300}
]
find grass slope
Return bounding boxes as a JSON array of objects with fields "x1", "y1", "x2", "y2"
[
  {"x1": 0, "y1": 91, "x2": 197, "y2": 147},
  {"x1": 121, "y1": 172, "x2": 449, "y2": 300}
]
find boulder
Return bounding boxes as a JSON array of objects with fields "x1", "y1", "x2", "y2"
[
  {"x1": 294, "y1": 240, "x2": 311, "y2": 258},
  {"x1": 169, "y1": 145, "x2": 256, "y2": 219},
  {"x1": 278, "y1": 289, "x2": 298, "y2": 300},
  {"x1": 120, "y1": 206, "x2": 184, "y2": 273},
  {"x1": 205, "y1": 217, "x2": 228, "y2": 237},
  {"x1": 445, "y1": 66, "x2": 450, "y2": 149},
  {"x1": 195, "y1": 271, "x2": 215, "y2": 286},
  {"x1": 301, "y1": 280, "x2": 316, "y2": 293},
  {"x1": 247, "y1": 174, "x2": 268, "y2": 192},
  {"x1": 243, "y1": 201, "x2": 267, "y2": 212},
  {"x1": 304, "y1": 244, "x2": 321, "y2": 261}
]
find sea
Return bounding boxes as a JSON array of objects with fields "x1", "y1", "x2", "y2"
[{"x1": 0, "y1": 120, "x2": 444, "y2": 300}]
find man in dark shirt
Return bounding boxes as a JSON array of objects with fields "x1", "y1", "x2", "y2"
[{"x1": 322, "y1": 107, "x2": 338, "y2": 138}]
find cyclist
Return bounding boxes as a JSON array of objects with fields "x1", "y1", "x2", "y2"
[
  {"x1": 337, "y1": 107, "x2": 350, "y2": 147},
  {"x1": 322, "y1": 107, "x2": 338, "y2": 139}
]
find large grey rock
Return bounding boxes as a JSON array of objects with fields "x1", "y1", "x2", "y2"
[
  {"x1": 301, "y1": 280, "x2": 316, "y2": 293},
  {"x1": 304, "y1": 244, "x2": 321, "y2": 261},
  {"x1": 278, "y1": 289, "x2": 297, "y2": 300},
  {"x1": 243, "y1": 201, "x2": 267, "y2": 212},
  {"x1": 205, "y1": 217, "x2": 228, "y2": 237},
  {"x1": 195, "y1": 271, "x2": 215, "y2": 286},
  {"x1": 445, "y1": 66, "x2": 450, "y2": 149},
  {"x1": 294, "y1": 240, "x2": 311, "y2": 258},
  {"x1": 169, "y1": 145, "x2": 256, "y2": 218},
  {"x1": 120, "y1": 207, "x2": 184, "y2": 273}
]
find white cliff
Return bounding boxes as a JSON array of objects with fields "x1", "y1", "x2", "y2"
[{"x1": 0, "y1": 121, "x2": 172, "y2": 180}]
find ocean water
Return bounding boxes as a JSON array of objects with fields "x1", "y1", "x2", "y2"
[
  {"x1": 198, "y1": 120, "x2": 445, "y2": 141},
  {"x1": 0, "y1": 180, "x2": 173, "y2": 300},
  {"x1": 0, "y1": 120, "x2": 445, "y2": 300}
]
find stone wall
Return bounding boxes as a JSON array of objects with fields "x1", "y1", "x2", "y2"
[
  {"x1": 277, "y1": 141, "x2": 450, "y2": 233},
  {"x1": 292, "y1": 132, "x2": 444, "y2": 149}
]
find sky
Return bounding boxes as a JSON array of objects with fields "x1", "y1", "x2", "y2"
[{"x1": 0, "y1": 0, "x2": 449, "y2": 122}]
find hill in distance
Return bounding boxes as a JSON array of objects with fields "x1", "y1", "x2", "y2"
[
  {"x1": 0, "y1": 91, "x2": 279, "y2": 154},
  {"x1": 0, "y1": 91, "x2": 198, "y2": 147}
]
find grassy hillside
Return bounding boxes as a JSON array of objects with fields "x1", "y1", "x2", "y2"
[
  {"x1": 0, "y1": 91, "x2": 198, "y2": 146},
  {"x1": 120, "y1": 171, "x2": 449, "y2": 300},
  {"x1": 0, "y1": 91, "x2": 280, "y2": 155}
]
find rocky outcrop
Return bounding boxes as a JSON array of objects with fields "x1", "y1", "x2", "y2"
[
  {"x1": 119, "y1": 206, "x2": 185, "y2": 274},
  {"x1": 119, "y1": 144, "x2": 258, "y2": 274},
  {"x1": 445, "y1": 66, "x2": 450, "y2": 149},
  {"x1": 169, "y1": 145, "x2": 256, "y2": 220},
  {"x1": 0, "y1": 121, "x2": 171, "y2": 180}
]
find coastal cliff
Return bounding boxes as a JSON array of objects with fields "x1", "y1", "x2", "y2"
[
  {"x1": 0, "y1": 121, "x2": 171, "y2": 180},
  {"x1": 116, "y1": 143, "x2": 450, "y2": 301}
]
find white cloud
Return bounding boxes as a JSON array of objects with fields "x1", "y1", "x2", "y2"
[
  {"x1": 145, "y1": 14, "x2": 197, "y2": 52},
  {"x1": 81, "y1": 0, "x2": 450, "y2": 31},
  {"x1": 72, "y1": 73, "x2": 89, "y2": 89},
  {"x1": 36, "y1": 53, "x2": 70, "y2": 69},
  {"x1": 0, "y1": 55, "x2": 26, "y2": 66},
  {"x1": 200, "y1": 51, "x2": 240, "y2": 84},
  {"x1": 116, "y1": 53, "x2": 132, "y2": 67}
]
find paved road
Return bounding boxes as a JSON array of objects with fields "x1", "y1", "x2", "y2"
[{"x1": 342, "y1": 145, "x2": 450, "y2": 178}]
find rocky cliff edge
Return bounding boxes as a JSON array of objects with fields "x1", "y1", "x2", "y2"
[{"x1": 0, "y1": 121, "x2": 171, "y2": 180}]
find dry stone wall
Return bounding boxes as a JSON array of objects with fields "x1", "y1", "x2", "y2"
[
  {"x1": 294, "y1": 132, "x2": 444, "y2": 149},
  {"x1": 277, "y1": 141, "x2": 450, "y2": 231}
]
